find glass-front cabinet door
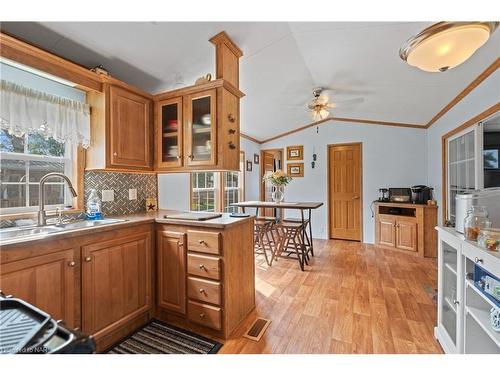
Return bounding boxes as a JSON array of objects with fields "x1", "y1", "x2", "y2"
[
  {"x1": 157, "y1": 97, "x2": 183, "y2": 168},
  {"x1": 185, "y1": 89, "x2": 216, "y2": 167}
]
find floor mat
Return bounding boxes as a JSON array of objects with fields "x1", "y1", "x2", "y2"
[{"x1": 107, "y1": 320, "x2": 222, "y2": 354}]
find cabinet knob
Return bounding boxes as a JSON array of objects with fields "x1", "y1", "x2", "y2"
[
  {"x1": 199, "y1": 288, "x2": 205, "y2": 294},
  {"x1": 68, "y1": 261, "x2": 76, "y2": 267},
  {"x1": 188, "y1": 154, "x2": 194, "y2": 160},
  {"x1": 177, "y1": 155, "x2": 182, "y2": 159},
  {"x1": 228, "y1": 114, "x2": 236, "y2": 123},
  {"x1": 228, "y1": 128, "x2": 236, "y2": 135},
  {"x1": 199, "y1": 264, "x2": 206, "y2": 270},
  {"x1": 84, "y1": 256, "x2": 92, "y2": 262},
  {"x1": 113, "y1": 152, "x2": 117, "y2": 156},
  {"x1": 198, "y1": 239, "x2": 206, "y2": 245},
  {"x1": 453, "y1": 299, "x2": 460, "y2": 305},
  {"x1": 352, "y1": 196, "x2": 360, "y2": 200},
  {"x1": 474, "y1": 257, "x2": 483, "y2": 264},
  {"x1": 199, "y1": 313, "x2": 206, "y2": 318},
  {"x1": 228, "y1": 141, "x2": 236, "y2": 150}
]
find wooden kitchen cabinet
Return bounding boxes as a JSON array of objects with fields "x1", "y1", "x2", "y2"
[
  {"x1": 0, "y1": 248, "x2": 79, "y2": 328},
  {"x1": 155, "y1": 220, "x2": 255, "y2": 339},
  {"x1": 81, "y1": 231, "x2": 152, "y2": 339},
  {"x1": 375, "y1": 202, "x2": 437, "y2": 257},
  {"x1": 154, "y1": 80, "x2": 242, "y2": 172},
  {"x1": 156, "y1": 230, "x2": 187, "y2": 315},
  {"x1": 86, "y1": 79, "x2": 153, "y2": 172}
]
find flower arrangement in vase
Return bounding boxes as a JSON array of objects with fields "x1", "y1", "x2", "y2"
[{"x1": 263, "y1": 170, "x2": 293, "y2": 203}]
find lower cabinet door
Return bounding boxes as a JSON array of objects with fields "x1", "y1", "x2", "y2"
[
  {"x1": 378, "y1": 217, "x2": 396, "y2": 247},
  {"x1": 0, "y1": 248, "x2": 78, "y2": 328},
  {"x1": 81, "y1": 232, "x2": 152, "y2": 338},
  {"x1": 156, "y1": 230, "x2": 187, "y2": 315},
  {"x1": 396, "y1": 220, "x2": 417, "y2": 252}
]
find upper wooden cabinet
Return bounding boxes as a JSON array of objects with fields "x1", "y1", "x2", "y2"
[
  {"x1": 86, "y1": 81, "x2": 153, "y2": 171},
  {"x1": 154, "y1": 80, "x2": 242, "y2": 172}
]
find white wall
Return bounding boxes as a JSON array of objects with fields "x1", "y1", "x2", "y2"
[
  {"x1": 262, "y1": 121, "x2": 428, "y2": 242},
  {"x1": 427, "y1": 70, "x2": 500, "y2": 224},
  {"x1": 157, "y1": 137, "x2": 261, "y2": 211}
]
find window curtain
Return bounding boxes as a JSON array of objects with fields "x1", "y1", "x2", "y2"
[{"x1": 0, "y1": 80, "x2": 91, "y2": 148}]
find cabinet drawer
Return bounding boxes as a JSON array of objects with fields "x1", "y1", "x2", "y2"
[
  {"x1": 187, "y1": 253, "x2": 221, "y2": 280},
  {"x1": 188, "y1": 300, "x2": 222, "y2": 331},
  {"x1": 187, "y1": 277, "x2": 222, "y2": 305},
  {"x1": 187, "y1": 231, "x2": 221, "y2": 255},
  {"x1": 462, "y1": 242, "x2": 499, "y2": 275}
]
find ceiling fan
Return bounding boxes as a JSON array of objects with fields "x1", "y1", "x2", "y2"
[{"x1": 307, "y1": 87, "x2": 364, "y2": 121}]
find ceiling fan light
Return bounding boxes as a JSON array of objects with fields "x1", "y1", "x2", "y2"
[
  {"x1": 399, "y1": 22, "x2": 498, "y2": 72},
  {"x1": 312, "y1": 108, "x2": 329, "y2": 121}
]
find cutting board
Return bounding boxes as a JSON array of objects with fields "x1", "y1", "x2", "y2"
[{"x1": 164, "y1": 212, "x2": 223, "y2": 221}]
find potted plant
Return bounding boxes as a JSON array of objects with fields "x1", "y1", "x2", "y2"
[{"x1": 263, "y1": 170, "x2": 292, "y2": 203}]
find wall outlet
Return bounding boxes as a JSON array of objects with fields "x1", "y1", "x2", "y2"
[
  {"x1": 128, "y1": 188, "x2": 137, "y2": 200},
  {"x1": 102, "y1": 189, "x2": 114, "y2": 202}
]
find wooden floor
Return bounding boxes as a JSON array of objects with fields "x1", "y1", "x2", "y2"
[{"x1": 219, "y1": 239, "x2": 443, "y2": 354}]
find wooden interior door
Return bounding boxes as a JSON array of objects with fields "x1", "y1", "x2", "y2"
[
  {"x1": 328, "y1": 143, "x2": 362, "y2": 241},
  {"x1": 377, "y1": 216, "x2": 396, "y2": 247},
  {"x1": 109, "y1": 85, "x2": 152, "y2": 169},
  {"x1": 156, "y1": 230, "x2": 187, "y2": 315},
  {"x1": 396, "y1": 220, "x2": 417, "y2": 252},
  {"x1": 82, "y1": 232, "x2": 152, "y2": 337},
  {"x1": 0, "y1": 249, "x2": 78, "y2": 328},
  {"x1": 260, "y1": 149, "x2": 282, "y2": 217}
]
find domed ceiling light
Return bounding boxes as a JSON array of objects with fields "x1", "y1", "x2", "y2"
[{"x1": 399, "y1": 22, "x2": 498, "y2": 72}]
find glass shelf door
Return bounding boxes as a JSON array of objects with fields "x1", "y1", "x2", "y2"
[
  {"x1": 185, "y1": 89, "x2": 216, "y2": 167},
  {"x1": 158, "y1": 97, "x2": 183, "y2": 168}
]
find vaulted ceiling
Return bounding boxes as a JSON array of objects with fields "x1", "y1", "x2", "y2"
[{"x1": 2, "y1": 22, "x2": 499, "y2": 141}]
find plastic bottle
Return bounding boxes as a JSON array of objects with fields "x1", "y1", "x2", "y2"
[{"x1": 86, "y1": 189, "x2": 103, "y2": 220}]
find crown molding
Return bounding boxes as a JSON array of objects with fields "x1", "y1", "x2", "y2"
[{"x1": 240, "y1": 133, "x2": 262, "y2": 144}]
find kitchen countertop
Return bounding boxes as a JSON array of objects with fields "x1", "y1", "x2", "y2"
[{"x1": 0, "y1": 209, "x2": 254, "y2": 248}]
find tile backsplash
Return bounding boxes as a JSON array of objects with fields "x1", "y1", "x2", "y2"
[{"x1": 84, "y1": 171, "x2": 157, "y2": 216}]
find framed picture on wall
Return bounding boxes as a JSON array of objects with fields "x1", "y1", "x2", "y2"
[
  {"x1": 287, "y1": 145, "x2": 303, "y2": 161},
  {"x1": 246, "y1": 160, "x2": 253, "y2": 171},
  {"x1": 253, "y1": 153, "x2": 260, "y2": 164},
  {"x1": 287, "y1": 163, "x2": 304, "y2": 177},
  {"x1": 484, "y1": 148, "x2": 499, "y2": 169}
]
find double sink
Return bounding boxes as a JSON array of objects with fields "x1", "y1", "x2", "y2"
[{"x1": 0, "y1": 219, "x2": 127, "y2": 243}]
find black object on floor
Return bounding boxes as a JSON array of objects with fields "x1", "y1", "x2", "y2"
[{"x1": 107, "y1": 320, "x2": 222, "y2": 354}]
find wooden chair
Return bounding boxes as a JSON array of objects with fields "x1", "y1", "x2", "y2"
[
  {"x1": 282, "y1": 217, "x2": 313, "y2": 258},
  {"x1": 254, "y1": 218, "x2": 277, "y2": 266},
  {"x1": 275, "y1": 221, "x2": 307, "y2": 271}
]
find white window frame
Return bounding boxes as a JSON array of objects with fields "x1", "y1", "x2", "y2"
[
  {"x1": 0, "y1": 140, "x2": 73, "y2": 214},
  {"x1": 446, "y1": 122, "x2": 483, "y2": 222},
  {"x1": 191, "y1": 171, "x2": 220, "y2": 212}
]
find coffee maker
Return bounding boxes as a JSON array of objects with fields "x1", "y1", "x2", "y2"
[
  {"x1": 410, "y1": 185, "x2": 432, "y2": 204},
  {"x1": 378, "y1": 188, "x2": 389, "y2": 202}
]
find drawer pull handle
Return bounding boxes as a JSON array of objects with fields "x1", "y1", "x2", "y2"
[
  {"x1": 199, "y1": 313, "x2": 206, "y2": 318},
  {"x1": 198, "y1": 239, "x2": 206, "y2": 245},
  {"x1": 474, "y1": 257, "x2": 483, "y2": 264},
  {"x1": 84, "y1": 256, "x2": 92, "y2": 262},
  {"x1": 199, "y1": 264, "x2": 206, "y2": 270},
  {"x1": 199, "y1": 288, "x2": 206, "y2": 294},
  {"x1": 68, "y1": 261, "x2": 76, "y2": 267}
]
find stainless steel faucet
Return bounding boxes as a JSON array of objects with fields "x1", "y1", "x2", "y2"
[{"x1": 38, "y1": 173, "x2": 78, "y2": 226}]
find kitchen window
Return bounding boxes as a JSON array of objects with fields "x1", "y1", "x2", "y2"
[
  {"x1": 0, "y1": 130, "x2": 74, "y2": 213},
  {"x1": 191, "y1": 152, "x2": 245, "y2": 213}
]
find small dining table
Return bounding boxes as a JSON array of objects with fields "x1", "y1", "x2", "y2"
[{"x1": 231, "y1": 201, "x2": 324, "y2": 260}]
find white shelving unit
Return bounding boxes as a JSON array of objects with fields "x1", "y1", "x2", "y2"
[{"x1": 435, "y1": 226, "x2": 500, "y2": 354}]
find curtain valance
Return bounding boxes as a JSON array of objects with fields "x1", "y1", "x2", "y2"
[{"x1": 0, "y1": 80, "x2": 90, "y2": 148}]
